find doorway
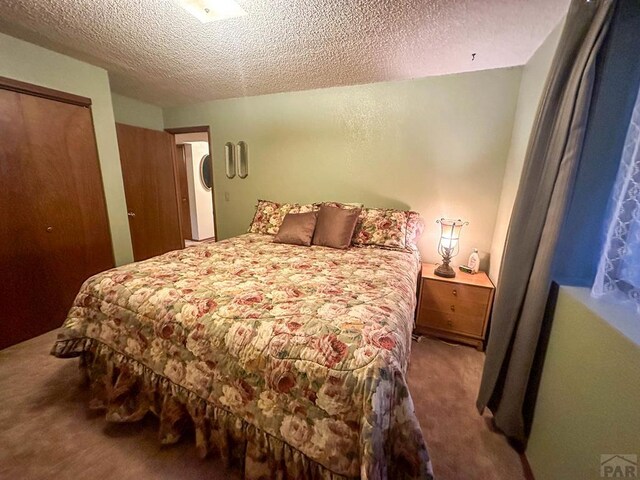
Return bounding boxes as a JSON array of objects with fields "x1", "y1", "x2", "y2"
[
  {"x1": 115, "y1": 124, "x2": 218, "y2": 262},
  {"x1": 166, "y1": 126, "x2": 217, "y2": 247}
]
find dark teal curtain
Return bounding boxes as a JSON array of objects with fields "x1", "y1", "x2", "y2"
[{"x1": 476, "y1": 0, "x2": 616, "y2": 443}]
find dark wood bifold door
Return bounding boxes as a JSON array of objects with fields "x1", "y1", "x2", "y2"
[
  {"x1": 0, "y1": 86, "x2": 115, "y2": 350},
  {"x1": 115, "y1": 123, "x2": 183, "y2": 261}
]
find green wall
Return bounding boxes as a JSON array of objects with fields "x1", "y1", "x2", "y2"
[
  {"x1": 0, "y1": 30, "x2": 525, "y2": 268},
  {"x1": 112, "y1": 93, "x2": 165, "y2": 131},
  {"x1": 0, "y1": 32, "x2": 133, "y2": 265},
  {"x1": 164, "y1": 68, "x2": 522, "y2": 264},
  {"x1": 527, "y1": 287, "x2": 640, "y2": 479},
  {"x1": 489, "y1": 20, "x2": 564, "y2": 282}
]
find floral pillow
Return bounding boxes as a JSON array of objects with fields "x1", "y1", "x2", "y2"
[
  {"x1": 322, "y1": 201, "x2": 363, "y2": 210},
  {"x1": 405, "y1": 211, "x2": 425, "y2": 250},
  {"x1": 249, "y1": 200, "x2": 280, "y2": 234},
  {"x1": 352, "y1": 208, "x2": 409, "y2": 250},
  {"x1": 289, "y1": 203, "x2": 320, "y2": 214},
  {"x1": 249, "y1": 200, "x2": 318, "y2": 235}
]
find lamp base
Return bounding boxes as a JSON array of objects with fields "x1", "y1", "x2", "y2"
[{"x1": 434, "y1": 263, "x2": 456, "y2": 278}]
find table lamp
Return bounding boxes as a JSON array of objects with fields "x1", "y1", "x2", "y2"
[{"x1": 434, "y1": 218, "x2": 468, "y2": 278}]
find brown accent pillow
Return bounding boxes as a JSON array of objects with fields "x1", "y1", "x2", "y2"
[
  {"x1": 312, "y1": 205, "x2": 361, "y2": 249},
  {"x1": 273, "y1": 211, "x2": 319, "y2": 246}
]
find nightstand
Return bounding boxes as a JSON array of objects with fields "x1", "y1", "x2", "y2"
[{"x1": 415, "y1": 263, "x2": 495, "y2": 350}]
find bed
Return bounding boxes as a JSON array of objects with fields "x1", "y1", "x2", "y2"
[{"x1": 52, "y1": 233, "x2": 433, "y2": 479}]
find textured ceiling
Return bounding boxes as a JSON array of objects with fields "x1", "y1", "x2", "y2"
[{"x1": 0, "y1": 0, "x2": 569, "y2": 107}]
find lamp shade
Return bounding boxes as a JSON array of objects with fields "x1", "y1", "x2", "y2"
[
  {"x1": 435, "y1": 218, "x2": 468, "y2": 278},
  {"x1": 437, "y1": 219, "x2": 465, "y2": 255}
]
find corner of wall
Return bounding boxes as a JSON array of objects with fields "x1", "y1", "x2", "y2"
[
  {"x1": 111, "y1": 92, "x2": 165, "y2": 131},
  {"x1": 487, "y1": 19, "x2": 565, "y2": 283}
]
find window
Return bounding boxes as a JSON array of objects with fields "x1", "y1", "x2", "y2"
[{"x1": 592, "y1": 84, "x2": 640, "y2": 313}]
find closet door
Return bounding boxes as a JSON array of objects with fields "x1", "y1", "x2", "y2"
[
  {"x1": 116, "y1": 123, "x2": 183, "y2": 261},
  {"x1": 0, "y1": 87, "x2": 114, "y2": 350}
]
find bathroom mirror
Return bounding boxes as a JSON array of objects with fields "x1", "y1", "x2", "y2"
[
  {"x1": 224, "y1": 142, "x2": 236, "y2": 179},
  {"x1": 236, "y1": 141, "x2": 248, "y2": 179},
  {"x1": 200, "y1": 154, "x2": 213, "y2": 190}
]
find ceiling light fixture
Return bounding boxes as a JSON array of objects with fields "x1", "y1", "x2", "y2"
[{"x1": 174, "y1": 0, "x2": 246, "y2": 23}]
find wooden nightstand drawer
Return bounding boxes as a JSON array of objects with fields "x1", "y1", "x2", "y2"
[
  {"x1": 421, "y1": 280, "x2": 491, "y2": 315},
  {"x1": 415, "y1": 264, "x2": 495, "y2": 350},
  {"x1": 418, "y1": 306, "x2": 485, "y2": 337}
]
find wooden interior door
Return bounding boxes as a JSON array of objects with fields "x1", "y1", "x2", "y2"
[
  {"x1": 0, "y1": 88, "x2": 115, "y2": 349},
  {"x1": 116, "y1": 123, "x2": 183, "y2": 261},
  {"x1": 175, "y1": 144, "x2": 193, "y2": 240}
]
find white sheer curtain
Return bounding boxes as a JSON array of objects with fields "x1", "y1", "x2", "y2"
[{"x1": 592, "y1": 84, "x2": 640, "y2": 312}]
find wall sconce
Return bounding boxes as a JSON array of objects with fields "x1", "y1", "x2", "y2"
[
  {"x1": 224, "y1": 142, "x2": 235, "y2": 179},
  {"x1": 224, "y1": 141, "x2": 248, "y2": 179},
  {"x1": 434, "y1": 218, "x2": 468, "y2": 278},
  {"x1": 236, "y1": 141, "x2": 248, "y2": 178}
]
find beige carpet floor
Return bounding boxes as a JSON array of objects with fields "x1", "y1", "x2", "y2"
[{"x1": 0, "y1": 331, "x2": 527, "y2": 480}]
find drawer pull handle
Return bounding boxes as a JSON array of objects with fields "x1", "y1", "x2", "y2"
[
  {"x1": 452, "y1": 289, "x2": 457, "y2": 296},
  {"x1": 450, "y1": 305, "x2": 455, "y2": 312},
  {"x1": 447, "y1": 320, "x2": 453, "y2": 327}
]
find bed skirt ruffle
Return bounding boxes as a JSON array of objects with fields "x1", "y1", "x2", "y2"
[{"x1": 52, "y1": 338, "x2": 353, "y2": 480}]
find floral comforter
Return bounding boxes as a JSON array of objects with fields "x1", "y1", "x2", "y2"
[{"x1": 52, "y1": 234, "x2": 433, "y2": 479}]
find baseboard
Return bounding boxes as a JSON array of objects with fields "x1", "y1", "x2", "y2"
[{"x1": 187, "y1": 236, "x2": 216, "y2": 242}]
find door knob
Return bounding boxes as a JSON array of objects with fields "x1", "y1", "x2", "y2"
[{"x1": 127, "y1": 211, "x2": 136, "y2": 217}]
